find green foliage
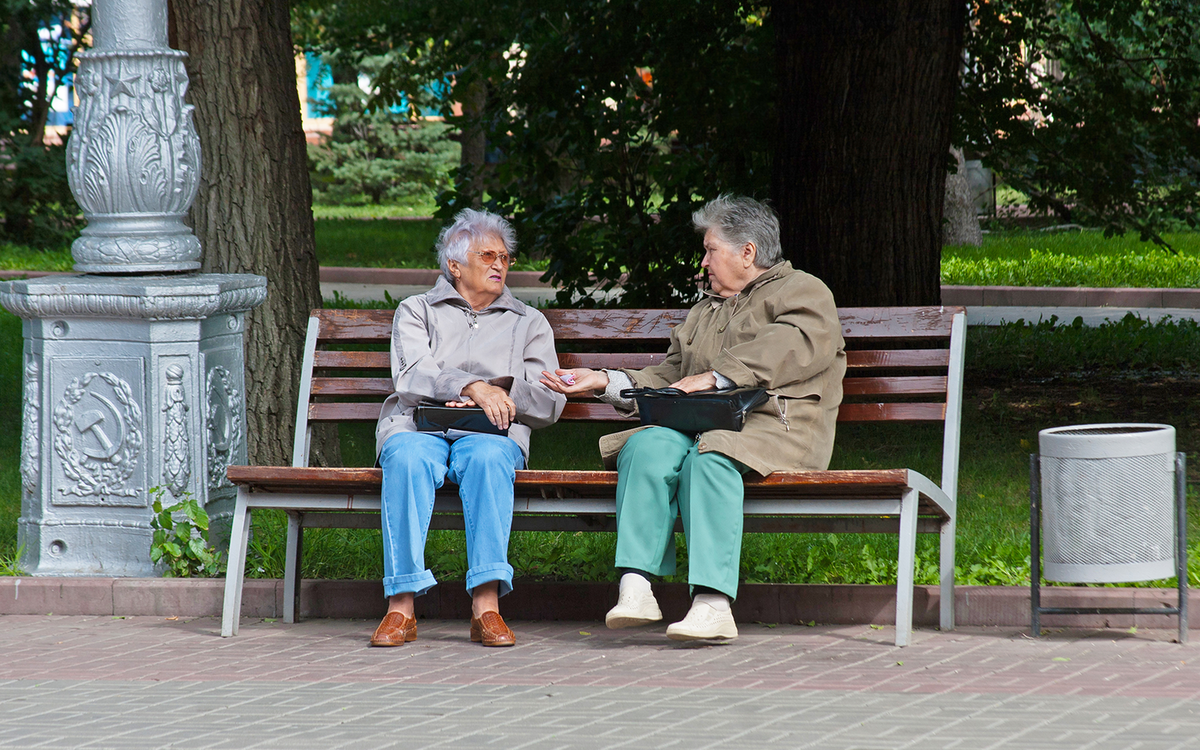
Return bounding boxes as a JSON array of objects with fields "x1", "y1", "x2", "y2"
[
  {"x1": 296, "y1": 0, "x2": 774, "y2": 306},
  {"x1": 1, "y1": 0, "x2": 89, "y2": 249},
  {"x1": 0, "y1": 138, "x2": 83, "y2": 249},
  {"x1": 149, "y1": 489, "x2": 223, "y2": 578},
  {"x1": 308, "y1": 57, "x2": 459, "y2": 206},
  {"x1": 958, "y1": 0, "x2": 1200, "y2": 244}
]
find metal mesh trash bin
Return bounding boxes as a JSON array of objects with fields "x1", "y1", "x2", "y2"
[{"x1": 1030, "y1": 423, "x2": 1187, "y2": 642}]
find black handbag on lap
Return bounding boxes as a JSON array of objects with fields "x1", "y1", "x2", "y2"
[
  {"x1": 620, "y1": 387, "x2": 769, "y2": 434},
  {"x1": 414, "y1": 402, "x2": 508, "y2": 436}
]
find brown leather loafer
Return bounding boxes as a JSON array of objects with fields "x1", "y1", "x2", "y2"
[
  {"x1": 470, "y1": 611, "x2": 515, "y2": 647},
  {"x1": 370, "y1": 611, "x2": 417, "y2": 646}
]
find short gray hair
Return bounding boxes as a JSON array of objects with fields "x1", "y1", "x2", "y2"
[
  {"x1": 691, "y1": 195, "x2": 782, "y2": 268},
  {"x1": 436, "y1": 208, "x2": 517, "y2": 282}
]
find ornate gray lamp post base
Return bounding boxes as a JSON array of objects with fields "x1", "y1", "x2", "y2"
[
  {"x1": 1, "y1": 275, "x2": 266, "y2": 576},
  {"x1": 0, "y1": 0, "x2": 271, "y2": 577}
]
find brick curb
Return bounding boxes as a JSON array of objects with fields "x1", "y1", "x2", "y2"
[{"x1": 0, "y1": 578, "x2": 1191, "y2": 630}]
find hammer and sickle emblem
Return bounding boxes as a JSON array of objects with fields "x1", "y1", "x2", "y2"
[
  {"x1": 74, "y1": 391, "x2": 126, "y2": 462},
  {"x1": 211, "y1": 396, "x2": 230, "y2": 452}
]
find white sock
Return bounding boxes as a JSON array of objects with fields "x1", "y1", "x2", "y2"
[
  {"x1": 694, "y1": 593, "x2": 730, "y2": 611},
  {"x1": 620, "y1": 572, "x2": 652, "y2": 595}
]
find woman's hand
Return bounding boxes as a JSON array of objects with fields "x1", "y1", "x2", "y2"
[
  {"x1": 460, "y1": 381, "x2": 517, "y2": 429},
  {"x1": 540, "y1": 368, "x2": 609, "y2": 395},
  {"x1": 668, "y1": 371, "x2": 718, "y2": 393}
]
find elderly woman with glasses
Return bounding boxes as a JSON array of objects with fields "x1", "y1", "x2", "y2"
[
  {"x1": 542, "y1": 195, "x2": 845, "y2": 642},
  {"x1": 370, "y1": 208, "x2": 566, "y2": 648}
]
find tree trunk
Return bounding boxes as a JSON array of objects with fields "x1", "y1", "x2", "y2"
[
  {"x1": 772, "y1": 0, "x2": 966, "y2": 306},
  {"x1": 169, "y1": 0, "x2": 334, "y2": 467},
  {"x1": 458, "y1": 77, "x2": 487, "y2": 208}
]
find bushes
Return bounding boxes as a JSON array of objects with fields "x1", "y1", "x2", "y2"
[
  {"x1": 307, "y1": 60, "x2": 459, "y2": 207},
  {"x1": 0, "y1": 136, "x2": 83, "y2": 250}
]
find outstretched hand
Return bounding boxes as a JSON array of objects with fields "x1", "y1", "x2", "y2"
[{"x1": 540, "y1": 367, "x2": 610, "y2": 395}]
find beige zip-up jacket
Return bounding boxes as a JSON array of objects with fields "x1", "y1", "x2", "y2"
[
  {"x1": 599, "y1": 261, "x2": 846, "y2": 476},
  {"x1": 374, "y1": 276, "x2": 566, "y2": 460}
]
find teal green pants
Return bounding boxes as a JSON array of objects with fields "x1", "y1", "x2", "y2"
[{"x1": 614, "y1": 426, "x2": 749, "y2": 600}]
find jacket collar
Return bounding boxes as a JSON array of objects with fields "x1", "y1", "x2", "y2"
[
  {"x1": 703, "y1": 260, "x2": 792, "y2": 305},
  {"x1": 426, "y1": 275, "x2": 527, "y2": 315}
]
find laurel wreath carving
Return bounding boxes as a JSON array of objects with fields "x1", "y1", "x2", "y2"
[
  {"x1": 52, "y1": 372, "x2": 143, "y2": 498},
  {"x1": 161, "y1": 366, "x2": 190, "y2": 498}
]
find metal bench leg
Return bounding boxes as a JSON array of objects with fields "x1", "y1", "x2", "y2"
[
  {"x1": 221, "y1": 487, "x2": 252, "y2": 637},
  {"x1": 939, "y1": 514, "x2": 956, "y2": 631},
  {"x1": 284, "y1": 511, "x2": 304, "y2": 624},
  {"x1": 894, "y1": 487, "x2": 919, "y2": 647}
]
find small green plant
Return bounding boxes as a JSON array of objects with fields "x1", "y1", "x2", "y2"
[
  {"x1": 0, "y1": 545, "x2": 25, "y2": 576},
  {"x1": 149, "y1": 489, "x2": 223, "y2": 578}
]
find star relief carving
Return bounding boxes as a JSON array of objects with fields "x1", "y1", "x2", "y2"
[{"x1": 105, "y1": 73, "x2": 141, "y2": 98}]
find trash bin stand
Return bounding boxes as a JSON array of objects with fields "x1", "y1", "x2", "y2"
[{"x1": 1030, "y1": 452, "x2": 1188, "y2": 643}]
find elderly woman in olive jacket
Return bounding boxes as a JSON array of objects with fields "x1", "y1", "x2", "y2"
[{"x1": 542, "y1": 195, "x2": 845, "y2": 642}]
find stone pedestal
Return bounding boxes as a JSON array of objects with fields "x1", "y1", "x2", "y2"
[{"x1": 0, "y1": 274, "x2": 266, "y2": 576}]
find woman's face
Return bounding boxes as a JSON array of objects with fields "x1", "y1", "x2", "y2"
[
  {"x1": 451, "y1": 234, "x2": 509, "y2": 300},
  {"x1": 701, "y1": 228, "x2": 755, "y2": 298}
]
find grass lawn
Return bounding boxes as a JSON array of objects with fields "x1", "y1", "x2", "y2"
[
  {"x1": 6, "y1": 219, "x2": 1199, "y2": 287},
  {"x1": 6, "y1": 304, "x2": 1193, "y2": 587}
]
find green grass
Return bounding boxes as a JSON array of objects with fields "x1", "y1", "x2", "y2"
[
  {"x1": 943, "y1": 230, "x2": 1200, "y2": 288},
  {"x1": 2, "y1": 307, "x2": 1196, "y2": 585},
  {"x1": 7, "y1": 220, "x2": 1199, "y2": 287},
  {"x1": 0, "y1": 242, "x2": 73, "y2": 272}
]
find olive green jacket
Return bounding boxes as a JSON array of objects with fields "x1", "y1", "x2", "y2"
[{"x1": 599, "y1": 261, "x2": 845, "y2": 476}]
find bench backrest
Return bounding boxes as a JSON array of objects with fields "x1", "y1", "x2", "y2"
[{"x1": 294, "y1": 306, "x2": 966, "y2": 502}]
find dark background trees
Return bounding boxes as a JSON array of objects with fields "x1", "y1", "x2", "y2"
[{"x1": 957, "y1": 0, "x2": 1200, "y2": 246}]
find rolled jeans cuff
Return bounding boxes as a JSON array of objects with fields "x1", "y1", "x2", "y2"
[
  {"x1": 466, "y1": 562, "x2": 514, "y2": 598},
  {"x1": 383, "y1": 570, "x2": 438, "y2": 599}
]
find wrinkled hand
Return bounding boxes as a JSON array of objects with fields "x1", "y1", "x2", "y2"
[
  {"x1": 540, "y1": 368, "x2": 610, "y2": 395},
  {"x1": 461, "y1": 381, "x2": 517, "y2": 430},
  {"x1": 668, "y1": 371, "x2": 718, "y2": 393}
]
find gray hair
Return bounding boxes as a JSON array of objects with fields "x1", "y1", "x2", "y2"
[
  {"x1": 436, "y1": 208, "x2": 518, "y2": 282},
  {"x1": 691, "y1": 195, "x2": 782, "y2": 268}
]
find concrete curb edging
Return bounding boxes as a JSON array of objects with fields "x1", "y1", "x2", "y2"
[{"x1": 1, "y1": 578, "x2": 1192, "y2": 631}]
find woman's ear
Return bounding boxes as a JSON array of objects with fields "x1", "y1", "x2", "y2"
[
  {"x1": 742, "y1": 242, "x2": 758, "y2": 268},
  {"x1": 448, "y1": 259, "x2": 462, "y2": 279}
]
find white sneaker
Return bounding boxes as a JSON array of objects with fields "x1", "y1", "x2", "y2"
[
  {"x1": 665, "y1": 594, "x2": 738, "y2": 641},
  {"x1": 605, "y1": 573, "x2": 663, "y2": 629}
]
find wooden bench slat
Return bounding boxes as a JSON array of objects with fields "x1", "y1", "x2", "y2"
[
  {"x1": 311, "y1": 378, "x2": 393, "y2": 397},
  {"x1": 558, "y1": 353, "x2": 667, "y2": 369},
  {"x1": 846, "y1": 349, "x2": 950, "y2": 369},
  {"x1": 309, "y1": 402, "x2": 381, "y2": 421},
  {"x1": 836, "y1": 402, "x2": 946, "y2": 422},
  {"x1": 842, "y1": 376, "x2": 948, "y2": 397},
  {"x1": 313, "y1": 350, "x2": 390, "y2": 369},
  {"x1": 227, "y1": 465, "x2": 913, "y2": 495},
  {"x1": 307, "y1": 400, "x2": 949, "y2": 423},
  {"x1": 308, "y1": 308, "x2": 961, "y2": 344}
]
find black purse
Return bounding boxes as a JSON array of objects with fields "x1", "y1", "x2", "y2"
[
  {"x1": 413, "y1": 402, "x2": 508, "y2": 436},
  {"x1": 619, "y1": 387, "x2": 769, "y2": 434}
]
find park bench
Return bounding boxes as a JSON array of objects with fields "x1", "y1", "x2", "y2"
[{"x1": 222, "y1": 305, "x2": 966, "y2": 646}]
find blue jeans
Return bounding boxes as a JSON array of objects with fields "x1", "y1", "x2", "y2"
[{"x1": 379, "y1": 431, "x2": 525, "y2": 599}]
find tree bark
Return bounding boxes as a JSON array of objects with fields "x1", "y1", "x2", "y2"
[
  {"x1": 772, "y1": 0, "x2": 966, "y2": 306},
  {"x1": 169, "y1": 0, "x2": 333, "y2": 467}
]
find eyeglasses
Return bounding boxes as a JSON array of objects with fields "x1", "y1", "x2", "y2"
[{"x1": 468, "y1": 249, "x2": 511, "y2": 267}]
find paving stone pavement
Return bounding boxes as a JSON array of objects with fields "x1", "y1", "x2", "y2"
[{"x1": 1, "y1": 615, "x2": 1199, "y2": 749}]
